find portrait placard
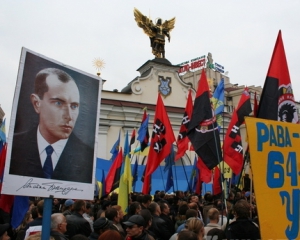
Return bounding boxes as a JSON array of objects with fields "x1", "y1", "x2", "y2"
[
  {"x1": 245, "y1": 117, "x2": 300, "y2": 239},
  {"x1": 2, "y1": 48, "x2": 101, "y2": 200}
]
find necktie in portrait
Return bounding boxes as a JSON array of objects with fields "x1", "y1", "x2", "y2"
[{"x1": 43, "y1": 145, "x2": 54, "y2": 179}]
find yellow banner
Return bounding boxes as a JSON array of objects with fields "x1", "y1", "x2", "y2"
[
  {"x1": 245, "y1": 117, "x2": 300, "y2": 240},
  {"x1": 219, "y1": 161, "x2": 232, "y2": 179}
]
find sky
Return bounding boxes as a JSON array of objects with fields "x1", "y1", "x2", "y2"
[{"x1": 1, "y1": 1, "x2": 300, "y2": 132}]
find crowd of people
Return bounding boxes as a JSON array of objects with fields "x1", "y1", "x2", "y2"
[{"x1": 0, "y1": 189, "x2": 261, "y2": 240}]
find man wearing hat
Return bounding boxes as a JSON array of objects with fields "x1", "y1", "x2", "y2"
[
  {"x1": 123, "y1": 215, "x2": 154, "y2": 240},
  {"x1": 0, "y1": 223, "x2": 10, "y2": 240},
  {"x1": 62, "y1": 199, "x2": 74, "y2": 216},
  {"x1": 88, "y1": 217, "x2": 112, "y2": 240}
]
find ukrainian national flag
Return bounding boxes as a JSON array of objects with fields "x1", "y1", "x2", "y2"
[
  {"x1": 211, "y1": 79, "x2": 224, "y2": 129},
  {"x1": 97, "y1": 169, "x2": 106, "y2": 198},
  {"x1": 118, "y1": 131, "x2": 132, "y2": 213}
]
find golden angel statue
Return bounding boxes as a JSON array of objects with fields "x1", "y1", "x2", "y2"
[{"x1": 134, "y1": 8, "x2": 175, "y2": 58}]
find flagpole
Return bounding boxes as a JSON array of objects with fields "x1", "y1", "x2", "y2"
[
  {"x1": 172, "y1": 166, "x2": 175, "y2": 193},
  {"x1": 212, "y1": 127, "x2": 229, "y2": 217},
  {"x1": 249, "y1": 172, "x2": 253, "y2": 219},
  {"x1": 174, "y1": 164, "x2": 179, "y2": 191},
  {"x1": 236, "y1": 147, "x2": 249, "y2": 190},
  {"x1": 159, "y1": 166, "x2": 166, "y2": 190},
  {"x1": 180, "y1": 158, "x2": 192, "y2": 192}
]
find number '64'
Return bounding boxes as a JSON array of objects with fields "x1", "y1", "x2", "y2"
[{"x1": 267, "y1": 151, "x2": 297, "y2": 188}]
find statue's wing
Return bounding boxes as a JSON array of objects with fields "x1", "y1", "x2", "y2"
[
  {"x1": 133, "y1": 8, "x2": 155, "y2": 38},
  {"x1": 162, "y1": 17, "x2": 176, "y2": 32}
]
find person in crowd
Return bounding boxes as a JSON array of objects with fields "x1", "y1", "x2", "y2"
[
  {"x1": 204, "y1": 208, "x2": 221, "y2": 237},
  {"x1": 112, "y1": 205, "x2": 126, "y2": 236},
  {"x1": 123, "y1": 215, "x2": 154, "y2": 240},
  {"x1": 52, "y1": 199, "x2": 61, "y2": 214},
  {"x1": 206, "y1": 228, "x2": 226, "y2": 240},
  {"x1": 26, "y1": 200, "x2": 44, "y2": 230},
  {"x1": 185, "y1": 218, "x2": 204, "y2": 240},
  {"x1": 65, "y1": 200, "x2": 92, "y2": 238},
  {"x1": 177, "y1": 229, "x2": 198, "y2": 240},
  {"x1": 188, "y1": 202, "x2": 203, "y2": 221},
  {"x1": 141, "y1": 195, "x2": 152, "y2": 210},
  {"x1": 216, "y1": 203, "x2": 228, "y2": 230},
  {"x1": 105, "y1": 208, "x2": 124, "y2": 237},
  {"x1": 202, "y1": 193, "x2": 214, "y2": 225},
  {"x1": 139, "y1": 209, "x2": 156, "y2": 240},
  {"x1": 111, "y1": 205, "x2": 125, "y2": 235},
  {"x1": 98, "y1": 229, "x2": 124, "y2": 240},
  {"x1": 176, "y1": 209, "x2": 198, "y2": 233},
  {"x1": 28, "y1": 201, "x2": 36, "y2": 212},
  {"x1": 174, "y1": 203, "x2": 189, "y2": 231},
  {"x1": 0, "y1": 223, "x2": 10, "y2": 240},
  {"x1": 190, "y1": 195, "x2": 204, "y2": 219},
  {"x1": 24, "y1": 200, "x2": 44, "y2": 239},
  {"x1": 170, "y1": 217, "x2": 204, "y2": 240},
  {"x1": 30, "y1": 206, "x2": 38, "y2": 220},
  {"x1": 226, "y1": 191, "x2": 235, "y2": 219},
  {"x1": 14, "y1": 211, "x2": 33, "y2": 240},
  {"x1": 91, "y1": 198, "x2": 101, "y2": 220},
  {"x1": 148, "y1": 202, "x2": 172, "y2": 240},
  {"x1": 159, "y1": 202, "x2": 175, "y2": 236},
  {"x1": 62, "y1": 199, "x2": 74, "y2": 216},
  {"x1": 25, "y1": 232, "x2": 48, "y2": 240},
  {"x1": 97, "y1": 200, "x2": 111, "y2": 219},
  {"x1": 69, "y1": 234, "x2": 89, "y2": 240},
  {"x1": 226, "y1": 199, "x2": 260, "y2": 240},
  {"x1": 88, "y1": 217, "x2": 112, "y2": 240},
  {"x1": 83, "y1": 202, "x2": 94, "y2": 232},
  {"x1": 50, "y1": 213, "x2": 68, "y2": 240},
  {"x1": 123, "y1": 202, "x2": 141, "y2": 222},
  {"x1": 175, "y1": 191, "x2": 185, "y2": 201}
]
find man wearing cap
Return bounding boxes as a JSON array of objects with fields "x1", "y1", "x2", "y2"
[
  {"x1": 62, "y1": 199, "x2": 74, "y2": 216},
  {"x1": 0, "y1": 223, "x2": 10, "y2": 240},
  {"x1": 123, "y1": 215, "x2": 154, "y2": 240},
  {"x1": 88, "y1": 217, "x2": 112, "y2": 240}
]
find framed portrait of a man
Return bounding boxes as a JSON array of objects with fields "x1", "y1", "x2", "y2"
[{"x1": 2, "y1": 48, "x2": 101, "y2": 200}]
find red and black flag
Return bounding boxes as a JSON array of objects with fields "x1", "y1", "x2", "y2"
[
  {"x1": 129, "y1": 128, "x2": 136, "y2": 157},
  {"x1": 212, "y1": 166, "x2": 222, "y2": 196},
  {"x1": 175, "y1": 90, "x2": 193, "y2": 161},
  {"x1": 130, "y1": 129, "x2": 136, "y2": 146},
  {"x1": 224, "y1": 88, "x2": 252, "y2": 175},
  {"x1": 105, "y1": 147, "x2": 123, "y2": 194},
  {"x1": 257, "y1": 30, "x2": 298, "y2": 123},
  {"x1": 142, "y1": 94, "x2": 175, "y2": 194},
  {"x1": 141, "y1": 166, "x2": 151, "y2": 194},
  {"x1": 197, "y1": 156, "x2": 212, "y2": 183},
  {"x1": 187, "y1": 70, "x2": 222, "y2": 170}
]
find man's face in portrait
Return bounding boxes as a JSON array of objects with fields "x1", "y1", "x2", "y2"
[{"x1": 31, "y1": 74, "x2": 80, "y2": 144}]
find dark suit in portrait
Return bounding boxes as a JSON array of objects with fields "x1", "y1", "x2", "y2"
[{"x1": 9, "y1": 127, "x2": 94, "y2": 183}]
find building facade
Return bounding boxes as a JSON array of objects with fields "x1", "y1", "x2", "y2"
[{"x1": 97, "y1": 54, "x2": 264, "y2": 167}]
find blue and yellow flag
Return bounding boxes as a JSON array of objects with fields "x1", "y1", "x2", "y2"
[
  {"x1": 118, "y1": 131, "x2": 132, "y2": 213},
  {"x1": 96, "y1": 169, "x2": 106, "y2": 198},
  {"x1": 110, "y1": 130, "x2": 120, "y2": 161},
  {"x1": 211, "y1": 79, "x2": 224, "y2": 128}
]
